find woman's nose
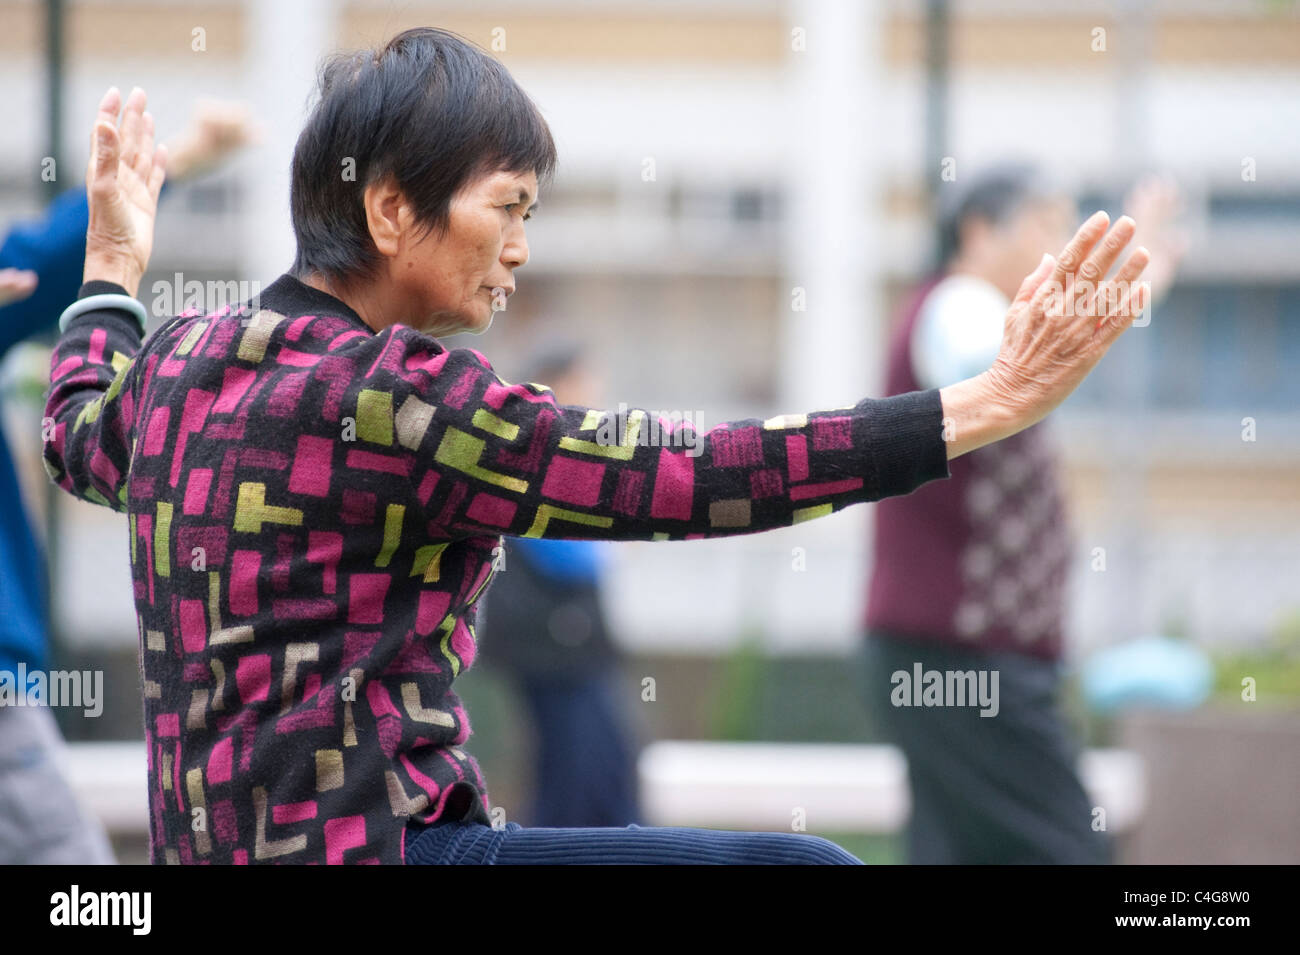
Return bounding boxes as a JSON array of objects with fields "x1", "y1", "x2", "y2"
[{"x1": 503, "y1": 221, "x2": 529, "y2": 269}]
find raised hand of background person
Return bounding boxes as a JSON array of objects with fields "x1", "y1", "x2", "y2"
[
  {"x1": 0, "y1": 268, "x2": 37, "y2": 307},
  {"x1": 83, "y1": 87, "x2": 167, "y2": 298},
  {"x1": 939, "y1": 212, "x2": 1150, "y2": 459},
  {"x1": 1123, "y1": 173, "x2": 1188, "y2": 302},
  {"x1": 165, "y1": 99, "x2": 260, "y2": 182}
]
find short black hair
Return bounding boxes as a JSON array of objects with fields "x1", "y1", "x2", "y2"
[
  {"x1": 935, "y1": 162, "x2": 1060, "y2": 268},
  {"x1": 290, "y1": 27, "x2": 558, "y2": 285}
]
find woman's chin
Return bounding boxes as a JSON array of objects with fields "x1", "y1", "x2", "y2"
[
  {"x1": 465, "y1": 304, "x2": 496, "y2": 335},
  {"x1": 418, "y1": 306, "x2": 494, "y2": 338}
]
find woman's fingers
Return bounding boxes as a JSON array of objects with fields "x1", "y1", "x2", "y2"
[
  {"x1": 148, "y1": 143, "x2": 168, "y2": 203},
  {"x1": 138, "y1": 110, "x2": 168, "y2": 201},
  {"x1": 1012, "y1": 252, "x2": 1057, "y2": 306},
  {"x1": 119, "y1": 87, "x2": 147, "y2": 173},
  {"x1": 86, "y1": 88, "x2": 119, "y2": 185},
  {"x1": 1044, "y1": 209, "x2": 1110, "y2": 300},
  {"x1": 92, "y1": 87, "x2": 121, "y2": 142},
  {"x1": 139, "y1": 110, "x2": 156, "y2": 179},
  {"x1": 89, "y1": 116, "x2": 121, "y2": 204},
  {"x1": 1028, "y1": 210, "x2": 1109, "y2": 322},
  {"x1": 87, "y1": 85, "x2": 166, "y2": 210},
  {"x1": 1073, "y1": 215, "x2": 1136, "y2": 315},
  {"x1": 1094, "y1": 246, "x2": 1151, "y2": 338},
  {"x1": 1094, "y1": 275, "x2": 1149, "y2": 348}
]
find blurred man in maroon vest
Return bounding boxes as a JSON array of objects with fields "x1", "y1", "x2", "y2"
[{"x1": 862, "y1": 164, "x2": 1181, "y2": 863}]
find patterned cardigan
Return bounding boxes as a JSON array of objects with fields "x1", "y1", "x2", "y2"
[{"x1": 43, "y1": 272, "x2": 949, "y2": 864}]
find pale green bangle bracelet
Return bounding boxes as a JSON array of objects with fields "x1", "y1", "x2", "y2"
[{"x1": 58, "y1": 294, "x2": 148, "y2": 335}]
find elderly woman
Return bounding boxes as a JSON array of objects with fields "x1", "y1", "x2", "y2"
[{"x1": 45, "y1": 28, "x2": 1147, "y2": 865}]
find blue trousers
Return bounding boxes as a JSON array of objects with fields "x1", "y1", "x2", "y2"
[
  {"x1": 405, "y1": 819, "x2": 863, "y2": 865},
  {"x1": 516, "y1": 671, "x2": 641, "y2": 828}
]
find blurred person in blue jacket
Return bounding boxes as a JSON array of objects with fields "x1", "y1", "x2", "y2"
[
  {"x1": 478, "y1": 342, "x2": 642, "y2": 828},
  {"x1": 0, "y1": 100, "x2": 255, "y2": 863}
]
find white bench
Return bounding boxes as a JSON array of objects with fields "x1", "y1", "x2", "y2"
[
  {"x1": 638, "y1": 741, "x2": 1146, "y2": 833},
  {"x1": 61, "y1": 741, "x2": 150, "y2": 835},
  {"x1": 64, "y1": 739, "x2": 1148, "y2": 838}
]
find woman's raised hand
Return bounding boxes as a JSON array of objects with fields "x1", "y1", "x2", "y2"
[
  {"x1": 984, "y1": 211, "x2": 1150, "y2": 429},
  {"x1": 83, "y1": 87, "x2": 167, "y2": 298},
  {"x1": 939, "y1": 212, "x2": 1151, "y2": 459}
]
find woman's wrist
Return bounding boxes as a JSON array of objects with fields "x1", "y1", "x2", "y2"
[
  {"x1": 83, "y1": 249, "x2": 143, "y2": 298},
  {"x1": 937, "y1": 372, "x2": 1027, "y2": 460}
]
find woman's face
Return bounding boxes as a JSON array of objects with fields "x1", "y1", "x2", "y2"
[
  {"x1": 996, "y1": 195, "x2": 1076, "y2": 296},
  {"x1": 398, "y1": 167, "x2": 537, "y2": 337}
]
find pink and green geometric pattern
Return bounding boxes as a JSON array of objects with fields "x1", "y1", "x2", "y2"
[{"x1": 44, "y1": 273, "x2": 948, "y2": 864}]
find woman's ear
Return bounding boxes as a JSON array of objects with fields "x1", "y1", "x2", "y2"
[{"x1": 363, "y1": 175, "x2": 407, "y2": 259}]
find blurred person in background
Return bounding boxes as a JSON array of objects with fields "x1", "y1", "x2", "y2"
[
  {"x1": 478, "y1": 341, "x2": 642, "y2": 828},
  {"x1": 0, "y1": 101, "x2": 255, "y2": 864},
  {"x1": 861, "y1": 163, "x2": 1185, "y2": 864}
]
